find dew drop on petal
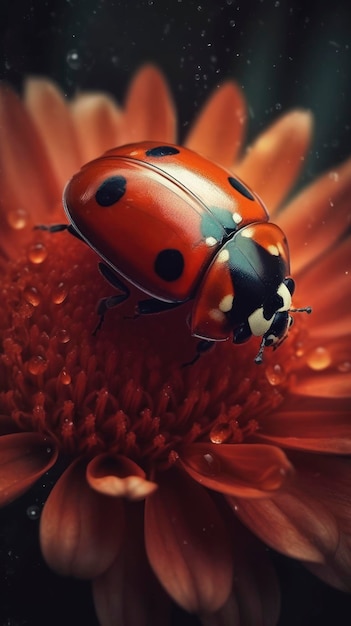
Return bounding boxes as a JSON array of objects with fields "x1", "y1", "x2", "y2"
[
  {"x1": 210, "y1": 422, "x2": 232, "y2": 444},
  {"x1": 23, "y1": 286, "x2": 41, "y2": 307},
  {"x1": 338, "y1": 361, "x2": 351, "y2": 373},
  {"x1": 52, "y1": 282, "x2": 68, "y2": 304},
  {"x1": 7, "y1": 208, "x2": 28, "y2": 230},
  {"x1": 28, "y1": 355, "x2": 48, "y2": 375},
  {"x1": 265, "y1": 363, "x2": 286, "y2": 386},
  {"x1": 294, "y1": 341, "x2": 305, "y2": 357},
  {"x1": 26, "y1": 505, "x2": 40, "y2": 520},
  {"x1": 198, "y1": 452, "x2": 221, "y2": 476},
  {"x1": 28, "y1": 242, "x2": 48, "y2": 264},
  {"x1": 56, "y1": 329, "x2": 71, "y2": 343},
  {"x1": 59, "y1": 368, "x2": 72, "y2": 385},
  {"x1": 306, "y1": 346, "x2": 331, "y2": 371}
]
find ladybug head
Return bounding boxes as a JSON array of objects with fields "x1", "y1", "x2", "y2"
[{"x1": 252, "y1": 279, "x2": 312, "y2": 364}]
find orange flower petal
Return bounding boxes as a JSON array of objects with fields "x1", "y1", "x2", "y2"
[
  {"x1": 185, "y1": 81, "x2": 246, "y2": 167},
  {"x1": 93, "y1": 503, "x2": 170, "y2": 626},
  {"x1": 279, "y1": 157, "x2": 351, "y2": 274},
  {"x1": 0, "y1": 83, "x2": 61, "y2": 257},
  {"x1": 235, "y1": 110, "x2": 313, "y2": 212},
  {"x1": 231, "y1": 486, "x2": 339, "y2": 563},
  {"x1": 296, "y1": 237, "x2": 351, "y2": 339},
  {"x1": 86, "y1": 453, "x2": 157, "y2": 500},
  {"x1": 25, "y1": 78, "x2": 82, "y2": 189},
  {"x1": 70, "y1": 93, "x2": 123, "y2": 163},
  {"x1": 0, "y1": 433, "x2": 57, "y2": 506},
  {"x1": 203, "y1": 520, "x2": 280, "y2": 626},
  {"x1": 255, "y1": 410, "x2": 351, "y2": 453},
  {"x1": 287, "y1": 454, "x2": 351, "y2": 591},
  {"x1": 145, "y1": 467, "x2": 233, "y2": 613},
  {"x1": 120, "y1": 64, "x2": 176, "y2": 144},
  {"x1": 291, "y1": 371, "x2": 351, "y2": 399},
  {"x1": 179, "y1": 442, "x2": 293, "y2": 498},
  {"x1": 40, "y1": 459, "x2": 125, "y2": 578}
]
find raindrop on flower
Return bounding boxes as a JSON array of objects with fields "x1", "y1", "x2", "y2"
[
  {"x1": 27, "y1": 355, "x2": 48, "y2": 375},
  {"x1": 52, "y1": 282, "x2": 68, "y2": 304},
  {"x1": 338, "y1": 361, "x2": 351, "y2": 373},
  {"x1": 56, "y1": 329, "x2": 71, "y2": 344},
  {"x1": 59, "y1": 368, "x2": 72, "y2": 385},
  {"x1": 66, "y1": 49, "x2": 81, "y2": 70},
  {"x1": 23, "y1": 286, "x2": 41, "y2": 307},
  {"x1": 265, "y1": 363, "x2": 286, "y2": 386},
  {"x1": 328, "y1": 171, "x2": 339, "y2": 182},
  {"x1": 306, "y1": 346, "x2": 331, "y2": 371},
  {"x1": 210, "y1": 422, "x2": 232, "y2": 444},
  {"x1": 27, "y1": 242, "x2": 47, "y2": 264},
  {"x1": 7, "y1": 208, "x2": 28, "y2": 230}
]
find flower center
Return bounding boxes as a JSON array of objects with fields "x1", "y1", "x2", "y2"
[{"x1": 0, "y1": 230, "x2": 297, "y2": 473}]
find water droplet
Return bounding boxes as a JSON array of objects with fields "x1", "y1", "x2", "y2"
[
  {"x1": 306, "y1": 346, "x2": 331, "y2": 371},
  {"x1": 23, "y1": 286, "x2": 41, "y2": 306},
  {"x1": 338, "y1": 361, "x2": 351, "y2": 373},
  {"x1": 52, "y1": 282, "x2": 68, "y2": 304},
  {"x1": 28, "y1": 355, "x2": 48, "y2": 375},
  {"x1": 28, "y1": 242, "x2": 47, "y2": 264},
  {"x1": 59, "y1": 368, "x2": 71, "y2": 385},
  {"x1": 265, "y1": 363, "x2": 286, "y2": 385},
  {"x1": 328, "y1": 171, "x2": 339, "y2": 182},
  {"x1": 57, "y1": 329, "x2": 71, "y2": 343},
  {"x1": 200, "y1": 452, "x2": 221, "y2": 476},
  {"x1": 294, "y1": 341, "x2": 305, "y2": 357},
  {"x1": 210, "y1": 422, "x2": 232, "y2": 444},
  {"x1": 66, "y1": 49, "x2": 81, "y2": 70},
  {"x1": 26, "y1": 505, "x2": 40, "y2": 520},
  {"x1": 229, "y1": 19, "x2": 235, "y2": 27},
  {"x1": 7, "y1": 208, "x2": 28, "y2": 230},
  {"x1": 275, "y1": 102, "x2": 282, "y2": 110}
]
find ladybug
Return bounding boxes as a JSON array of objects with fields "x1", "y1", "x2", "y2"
[{"x1": 39, "y1": 142, "x2": 311, "y2": 363}]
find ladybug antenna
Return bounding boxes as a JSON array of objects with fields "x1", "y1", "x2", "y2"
[
  {"x1": 290, "y1": 306, "x2": 312, "y2": 314},
  {"x1": 254, "y1": 337, "x2": 266, "y2": 365}
]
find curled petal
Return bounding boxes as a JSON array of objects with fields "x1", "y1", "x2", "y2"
[
  {"x1": 86, "y1": 453, "x2": 157, "y2": 500},
  {"x1": 185, "y1": 81, "x2": 246, "y2": 166},
  {"x1": 0, "y1": 433, "x2": 57, "y2": 506},
  {"x1": 235, "y1": 110, "x2": 312, "y2": 212},
  {"x1": 179, "y1": 443, "x2": 293, "y2": 498},
  {"x1": 145, "y1": 467, "x2": 233, "y2": 613},
  {"x1": 279, "y1": 157, "x2": 351, "y2": 274},
  {"x1": 93, "y1": 503, "x2": 170, "y2": 626},
  {"x1": 255, "y1": 410, "x2": 351, "y2": 453},
  {"x1": 71, "y1": 93, "x2": 123, "y2": 163},
  {"x1": 120, "y1": 65, "x2": 176, "y2": 143},
  {"x1": 25, "y1": 78, "x2": 82, "y2": 189},
  {"x1": 40, "y1": 459, "x2": 125, "y2": 578}
]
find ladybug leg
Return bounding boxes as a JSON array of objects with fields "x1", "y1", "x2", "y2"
[
  {"x1": 137, "y1": 299, "x2": 183, "y2": 315},
  {"x1": 182, "y1": 339, "x2": 214, "y2": 367},
  {"x1": 35, "y1": 223, "x2": 84, "y2": 241},
  {"x1": 93, "y1": 262, "x2": 130, "y2": 334}
]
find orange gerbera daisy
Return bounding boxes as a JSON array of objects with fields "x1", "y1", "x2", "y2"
[{"x1": 0, "y1": 66, "x2": 350, "y2": 626}]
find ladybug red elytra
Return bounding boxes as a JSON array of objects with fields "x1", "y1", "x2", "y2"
[{"x1": 38, "y1": 142, "x2": 311, "y2": 363}]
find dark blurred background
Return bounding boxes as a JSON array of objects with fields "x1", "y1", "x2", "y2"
[{"x1": 1, "y1": 0, "x2": 351, "y2": 624}]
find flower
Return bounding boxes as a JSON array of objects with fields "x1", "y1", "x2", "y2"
[{"x1": 0, "y1": 65, "x2": 351, "y2": 626}]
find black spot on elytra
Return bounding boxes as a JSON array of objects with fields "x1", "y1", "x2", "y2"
[
  {"x1": 228, "y1": 176, "x2": 255, "y2": 201},
  {"x1": 95, "y1": 176, "x2": 126, "y2": 207},
  {"x1": 146, "y1": 146, "x2": 180, "y2": 157},
  {"x1": 154, "y1": 249, "x2": 184, "y2": 281}
]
